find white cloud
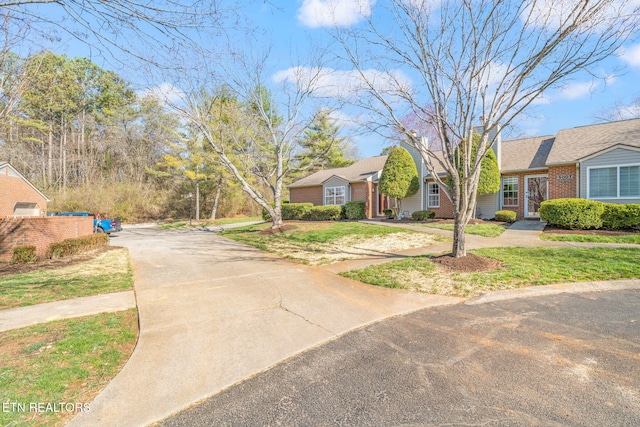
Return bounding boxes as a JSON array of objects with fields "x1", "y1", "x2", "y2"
[
  {"x1": 619, "y1": 43, "x2": 640, "y2": 68},
  {"x1": 612, "y1": 102, "x2": 640, "y2": 120},
  {"x1": 297, "y1": 0, "x2": 375, "y2": 28},
  {"x1": 557, "y1": 81, "x2": 597, "y2": 100},
  {"x1": 273, "y1": 66, "x2": 412, "y2": 99},
  {"x1": 139, "y1": 82, "x2": 185, "y2": 105}
]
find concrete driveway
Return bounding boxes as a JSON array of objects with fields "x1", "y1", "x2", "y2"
[
  {"x1": 161, "y1": 289, "x2": 640, "y2": 426},
  {"x1": 69, "y1": 227, "x2": 461, "y2": 426}
]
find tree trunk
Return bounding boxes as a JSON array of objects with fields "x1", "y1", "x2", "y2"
[
  {"x1": 195, "y1": 180, "x2": 200, "y2": 221},
  {"x1": 210, "y1": 177, "x2": 222, "y2": 220},
  {"x1": 452, "y1": 218, "x2": 466, "y2": 258}
]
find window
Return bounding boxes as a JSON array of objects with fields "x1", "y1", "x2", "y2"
[
  {"x1": 427, "y1": 182, "x2": 440, "y2": 208},
  {"x1": 325, "y1": 186, "x2": 346, "y2": 205},
  {"x1": 589, "y1": 165, "x2": 640, "y2": 199},
  {"x1": 502, "y1": 177, "x2": 519, "y2": 206}
]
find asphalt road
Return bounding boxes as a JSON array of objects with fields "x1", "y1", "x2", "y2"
[{"x1": 161, "y1": 289, "x2": 640, "y2": 426}]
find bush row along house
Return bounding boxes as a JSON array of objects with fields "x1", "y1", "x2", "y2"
[
  {"x1": 288, "y1": 118, "x2": 640, "y2": 220},
  {"x1": 0, "y1": 162, "x2": 49, "y2": 217}
]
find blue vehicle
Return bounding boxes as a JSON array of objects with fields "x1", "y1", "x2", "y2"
[{"x1": 57, "y1": 212, "x2": 122, "y2": 234}]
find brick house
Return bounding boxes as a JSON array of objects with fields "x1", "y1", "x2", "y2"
[
  {"x1": 288, "y1": 118, "x2": 640, "y2": 219},
  {"x1": 0, "y1": 162, "x2": 49, "y2": 216}
]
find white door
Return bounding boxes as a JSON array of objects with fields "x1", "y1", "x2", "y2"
[
  {"x1": 524, "y1": 175, "x2": 548, "y2": 218},
  {"x1": 13, "y1": 202, "x2": 39, "y2": 216}
]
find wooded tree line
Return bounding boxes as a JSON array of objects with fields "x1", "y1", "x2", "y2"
[{"x1": 0, "y1": 51, "x2": 354, "y2": 221}]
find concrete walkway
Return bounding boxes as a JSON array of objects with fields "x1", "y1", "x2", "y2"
[{"x1": 67, "y1": 228, "x2": 463, "y2": 426}]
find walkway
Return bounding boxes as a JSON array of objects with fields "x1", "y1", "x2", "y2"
[{"x1": 67, "y1": 227, "x2": 462, "y2": 426}]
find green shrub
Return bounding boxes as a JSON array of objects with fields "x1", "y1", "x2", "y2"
[
  {"x1": 602, "y1": 203, "x2": 640, "y2": 230},
  {"x1": 47, "y1": 234, "x2": 109, "y2": 259},
  {"x1": 539, "y1": 198, "x2": 604, "y2": 229},
  {"x1": 345, "y1": 201, "x2": 366, "y2": 220},
  {"x1": 301, "y1": 205, "x2": 343, "y2": 221},
  {"x1": 383, "y1": 209, "x2": 394, "y2": 218},
  {"x1": 262, "y1": 202, "x2": 312, "y2": 221},
  {"x1": 411, "y1": 210, "x2": 435, "y2": 220},
  {"x1": 11, "y1": 246, "x2": 38, "y2": 264},
  {"x1": 494, "y1": 210, "x2": 517, "y2": 223}
]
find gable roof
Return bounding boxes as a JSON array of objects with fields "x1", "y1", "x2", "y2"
[
  {"x1": 288, "y1": 156, "x2": 388, "y2": 188},
  {"x1": 0, "y1": 162, "x2": 51, "y2": 201},
  {"x1": 501, "y1": 136, "x2": 555, "y2": 172},
  {"x1": 546, "y1": 118, "x2": 640, "y2": 165}
]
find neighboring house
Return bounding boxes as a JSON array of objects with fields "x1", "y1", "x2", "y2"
[
  {"x1": 288, "y1": 118, "x2": 640, "y2": 219},
  {"x1": 0, "y1": 162, "x2": 50, "y2": 216}
]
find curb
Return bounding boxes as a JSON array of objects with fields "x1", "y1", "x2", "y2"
[{"x1": 466, "y1": 279, "x2": 640, "y2": 305}]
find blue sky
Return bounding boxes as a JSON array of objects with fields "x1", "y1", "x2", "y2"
[{"x1": 36, "y1": 0, "x2": 640, "y2": 158}]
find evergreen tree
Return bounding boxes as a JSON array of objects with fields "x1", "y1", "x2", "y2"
[{"x1": 378, "y1": 146, "x2": 419, "y2": 219}]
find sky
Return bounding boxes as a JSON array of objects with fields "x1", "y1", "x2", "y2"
[{"x1": 23, "y1": 0, "x2": 640, "y2": 159}]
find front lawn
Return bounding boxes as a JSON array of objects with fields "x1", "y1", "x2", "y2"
[
  {"x1": 341, "y1": 246, "x2": 640, "y2": 297},
  {"x1": 540, "y1": 233, "x2": 640, "y2": 244},
  {"x1": 222, "y1": 221, "x2": 448, "y2": 265},
  {"x1": 415, "y1": 221, "x2": 507, "y2": 237},
  {"x1": 0, "y1": 309, "x2": 138, "y2": 427},
  {"x1": 0, "y1": 248, "x2": 133, "y2": 310}
]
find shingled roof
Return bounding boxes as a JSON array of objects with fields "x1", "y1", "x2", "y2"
[
  {"x1": 288, "y1": 155, "x2": 388, "y2": 188},
  {"x1": 546, "y1": 118, "x2": 640, "y2": 165},
  {"x1": 501, "y1": 136, "x2": 555, "y2": 172}
]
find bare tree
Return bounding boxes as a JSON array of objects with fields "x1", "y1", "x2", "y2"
[
  {"x1": 335, "y1": 0, "x2": 640, "y2": 257},
  {"x1": 173, "y1": 51, "x2": 334, "y2": 229},
  {"x1": 596, "y1": 95, "x2": 640, "y2": 122}
]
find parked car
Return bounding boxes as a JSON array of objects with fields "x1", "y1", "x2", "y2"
[{"x1": 56, "y1": 212, "x2": 122, "y2": 234}]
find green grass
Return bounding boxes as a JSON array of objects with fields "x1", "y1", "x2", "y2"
[
  {"x1": 160, "y1": 217, "x2": 263, "y2": 229},
  {"x1": 0, "y1": 248, "x2": 133, "y2": 310},
  {"x1": 0, "y1": 309, "x2": 138, "y2": 427},
  {"x1": 341, "y1": 246, "x2": 640, "y2": 297},
  {"x1": 540, "y1": 233, "x2": 640, "y2": 244},
  {"x1": 415, "y1": 222, "x2": 507, "y2": 237}
]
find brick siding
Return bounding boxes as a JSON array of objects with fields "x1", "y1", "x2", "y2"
[
  {"x1": 0, "y1": 216, "x2": 94, "y2": 260},
  {"x1": 548, "y1": 165, "x2": 578, "y2": 200},
  {"x1": 289, "y1": 186, "x2": 323, "y2": 206},
  {"x1": 0, "y1": 170, "x2": 48, "y2": 216}
]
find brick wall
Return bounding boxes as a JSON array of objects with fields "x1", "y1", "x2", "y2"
[
  {"x1": 548, "y1": 164, "x2": 578, "y2": 200},
  {"x1": 0, "y1": 216, "x2": 94, "y2": 260},
  {"x1": 289, "y1": 186, "x2": 323, "y2": 206},
  {"x1": 425, "y1": 180, "x2": 455, "y2": 218},
  {"x1": 0, "y1": 170, "x2": 48, "y2": 216}
]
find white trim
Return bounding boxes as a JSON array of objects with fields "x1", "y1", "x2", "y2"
[
  {"x1": 586, "y1": 163, "x2": 640, "y2": 199},
  {"x1": 324, "y1": 185, "x2": 346, "y2": 205},
  {"x1": 501, "y1": 176, "x2": 519, "y2": 207},
  {"x1": 427, "y1": 182, "x2": 440, "y2": 208},
  {"x1": 524, "y1": 174, "x2": 549, "y2": 218}
]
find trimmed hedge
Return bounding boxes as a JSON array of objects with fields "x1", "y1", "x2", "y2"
[
  {"x1": 301, "y1": 205, "x2": 343, "y2": 221},
  {"x1": 602, "y1": 203, "x2": 640, "y2": 230},
  {"x1": 47, "y1": 233, "x2": 109, "y2": 259},
  {"x1": 494, "y1": 210, "x2": 517, "y2": 223},
  {"x1": 412, "y1": 210, "x2": 435, "y2": 220},
  {"x1": 345, "y1": 201, "x2": 366, "y2": 220},
  {"x1": 11, "y1": 246, "x2": 38, "y2": 264},
  {"x1": 262, "y1": 202, "x2": 313, "y2": 221},
  {"x1": 539, "y1": 198, "x2": 604, "y2": 229}
]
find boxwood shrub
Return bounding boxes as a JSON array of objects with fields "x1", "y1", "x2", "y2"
[
  {"x1": 262, "y1": 202, "x2": 313, "y2": 221},
  {"x1": 494, "y1": 210, "x2": 517, "y2": 223},
  {"x1": 602, "y1": 203, "x2": 640, "y2": 230},
  {"x1": 345, "y1": 201, "x2": 366, "y2": 220},
  {"x1": 301, "y1": 205, "x2": 343, "y2": 221},
  {"x1": 539, "y1": 198, "x2": 604, "y2": 229},
  {"x1": 411, "y1": 210, "x2": 435, "y2": 220},
  {"x1": 11, "y1": 245, "x2": 38, "y2": 264}
]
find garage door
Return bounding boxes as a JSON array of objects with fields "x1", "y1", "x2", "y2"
[{"x1": 13, "y1": 202, "x2": 40, "y2": 216}]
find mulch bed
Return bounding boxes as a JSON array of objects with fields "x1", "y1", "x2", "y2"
[
  {"x1": 431, "y1": 253, "x2": 503, "y2": 273},
  {"x1": 0, "y1": 246, "x2": 118, "y2": 276}
]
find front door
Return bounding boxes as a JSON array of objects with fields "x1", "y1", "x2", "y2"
[{"x1": 525, "y1": 175, "x2": 548, "y2": 218}]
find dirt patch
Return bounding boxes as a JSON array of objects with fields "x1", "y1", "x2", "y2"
[
  {"x1": 542, "y1": 225, "x2": 640, "y2": 236},
  {"x1": 0, "y1": 246, "x2": 119, "y2": 276},
  {"x1": 259, "y1": 225, "x2": 299, "y2": 235},
  {"x1": 431, "y1": 253, "x2": 503, "y2": 273}
]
